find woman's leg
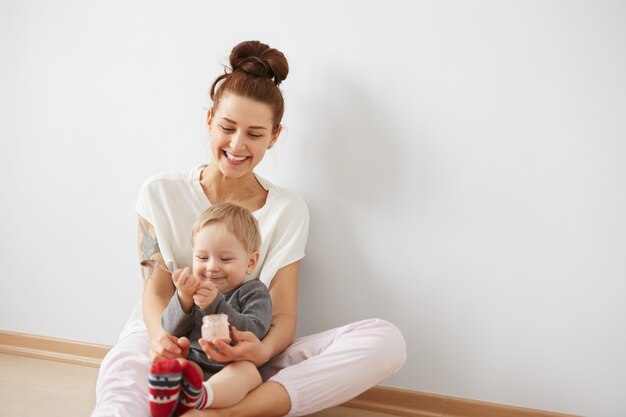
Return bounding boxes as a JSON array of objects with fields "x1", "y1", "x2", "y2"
[
  {"x1": 182, "y1": 318, "x2": 406, "y2": 417},
  {"x1": 92, "y1": 303, "x2": 151, "y2": 417},
  {"x1": 181, "y1": 382, "x2": 290, "y2": 417},
  {"x1": 268, "y1": 318, "x2": 406, "y2": 416}
]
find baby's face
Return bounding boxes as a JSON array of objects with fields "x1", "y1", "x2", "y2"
[{"x1": 192, "y1": 222, "x2": 255, "y2": 293}]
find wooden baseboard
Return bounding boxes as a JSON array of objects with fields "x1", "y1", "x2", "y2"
[
  {"x1": 344, "y1": 386, "x2": 580, "y2": 417},
  {"x1": 0, "y1": 330, "x2": 110, "y2": 367},
  {"x1": 0, "y1": 330, "x2": 579, "y2": 417}
]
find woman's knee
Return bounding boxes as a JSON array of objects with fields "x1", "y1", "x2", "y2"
[
  {"x1": 356, "y1": 318, "x2": 407, "y2": 373},
  {"x1": 96, "y1": 337, "x2": 150, "y2": 393}
]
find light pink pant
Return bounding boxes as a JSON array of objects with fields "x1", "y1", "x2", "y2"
[{"x1": 92, "y1": 303, "x2": 406, "y2": 417}]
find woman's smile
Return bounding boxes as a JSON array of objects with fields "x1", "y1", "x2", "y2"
[{"x1": 223, "y1": 150, "x2": 249, "y2": 164}]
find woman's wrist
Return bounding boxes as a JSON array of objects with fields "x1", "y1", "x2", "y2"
[
  {"x1": 146, "y1": 323, "x2": 167, "y2": 342},
  {"x1": 256, "y1": 337, "x2": 275, "y2": 366},
  {"x1": 142, "y1": 301, "x2": 166, "y2": 341}
]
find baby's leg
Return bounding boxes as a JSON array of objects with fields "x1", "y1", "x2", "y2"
[
  {"x1": 175, "y1": 360, "x2": 262, "y2": 414},
  {"x1": 207, "y1": 361, "x2": 262, "y2": 408}
]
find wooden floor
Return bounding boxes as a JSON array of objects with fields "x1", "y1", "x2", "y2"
[{"x1": 0, "y1": 352, "x2": 392, "y2": 417}]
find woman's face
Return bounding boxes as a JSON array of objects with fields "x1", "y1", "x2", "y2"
[{"x1": 208, "y1": 93, "x2": 280, "y2": 179}]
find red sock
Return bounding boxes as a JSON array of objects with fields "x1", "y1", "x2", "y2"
[
  {"x1": 148, "y1": 359, "x2": 182, "y2": 417},
  {"x1": 175, "y1": 360, "x2": 209, "y2": 415}
]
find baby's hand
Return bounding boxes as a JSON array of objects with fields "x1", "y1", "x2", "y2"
[
  {"x1": 172, "y1": 267, "x2": 198, "y2": 300},
  {"x1": 193, "y1": 280, "x2": 219, "y2": 310}
]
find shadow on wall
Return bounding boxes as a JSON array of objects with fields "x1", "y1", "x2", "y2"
[{"x1": 296, "y1": 73, "x2": 410, "y2": 335}]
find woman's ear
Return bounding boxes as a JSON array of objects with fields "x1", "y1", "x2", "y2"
[
  {"x1": 206, "y1": 109, "x2": 213, "y2": 128},
  {"x1": 247, "y1": 251, "x2": 260, "y2": 274},
  {"x1": 269, "y1": 125, "x2": 282, "y2": 149}
]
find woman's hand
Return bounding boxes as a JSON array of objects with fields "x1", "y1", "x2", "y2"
[
  {"x1": 198, "y1": 327, "x2": 271, "y2": 367},
  {"x1": 149, "y1": 333, "x2": 191, "y2": 362}
]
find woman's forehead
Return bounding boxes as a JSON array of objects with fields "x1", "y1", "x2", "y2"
[{"x1": 215, "y1": 94, "x2": 273, "y2": 127}]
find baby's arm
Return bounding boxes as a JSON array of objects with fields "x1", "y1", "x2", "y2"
[
  {"x1": 161, "y1": 291, "x2": 196, "y2": 339},
  {"x1": 171, "y1": 267, "x2": 197, "y2": 314}
]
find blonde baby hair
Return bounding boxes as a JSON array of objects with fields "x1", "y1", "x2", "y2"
[{"x1": 191, "y1": 203, "x2": 261, "y2": 253}]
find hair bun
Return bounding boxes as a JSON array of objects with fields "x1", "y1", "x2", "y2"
[{"x1": 229, "y1": 40, "x2": 289, "y2": 86}]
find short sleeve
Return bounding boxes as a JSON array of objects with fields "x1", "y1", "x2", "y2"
[
  {"x1": 257, "y1": 193, "x2": 310, "y2": 287},
  {"x1": 132, "y1": 171, "x2": 207, "y2": 272},
  {"x1": 135, "y1": 179, "x2": 155, "y2": 225}
]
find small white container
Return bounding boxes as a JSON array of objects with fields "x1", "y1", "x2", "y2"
[{"x1": 201, "y1": 314, "x2": 231, "y2": 343}]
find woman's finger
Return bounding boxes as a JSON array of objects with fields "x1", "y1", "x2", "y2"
[
  {"x1": 177, "y1": 336, "x2": 191, "y2": 356},
  {"x1": 157, "y1": 334, "x2": 182, "y2": 355},
  {"x1": 201, "y1": 338, "x2": 234, "y2": 363},
  {"x1": 197, "y1": 338, "x2": 213, "y2": 361},
  {"x1": 213, "y1": 338, "x2": 235, "y2": 354},
  {"x1": 230, "y1": 327, "x2": 257, "y2": 343},
  {"x1": 151, "y1": 346, "x2": 176, "y2": 361},
  {"x1": 177, "y1": 336, "x2": 190, "y2": 348},
  {"x1": 204, "y1": 345, "x2": 231, "y2": 363}
]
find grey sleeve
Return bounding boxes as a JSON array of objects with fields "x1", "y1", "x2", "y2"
[
  {"x1": 201, "y1": 280, "x2": 272, "y2": 341},
  {"x1": 161, "y1": 293, "x2": 196, "y2": 337}
]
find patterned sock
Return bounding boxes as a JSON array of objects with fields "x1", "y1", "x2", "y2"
[
  {"x1": 148, "y1": 359, "x2": 182, "y2": 417},
  {"x1": 175, "y1": 360, "x2": 212, "y2": 415}
]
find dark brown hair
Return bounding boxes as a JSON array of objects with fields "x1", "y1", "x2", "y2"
[{"x1": 210, "y1": 41, "x2": 289, "y2": 133}]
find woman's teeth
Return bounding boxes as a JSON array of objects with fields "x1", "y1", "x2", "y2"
[{"x1": 225, "y1": 151, "x2": 247, "y2": 162}]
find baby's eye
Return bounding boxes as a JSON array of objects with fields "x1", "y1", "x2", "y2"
[
  {"x1": 221, "y1": 258, "x2": 233, "y2": 262},
  {"x1": 196, "y1": 256, "x2": 208, "y2": 261}
]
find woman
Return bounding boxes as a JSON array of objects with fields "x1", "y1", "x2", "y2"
[{"x1": 92, "y1": 40, "x2": 406, "y2": 417}]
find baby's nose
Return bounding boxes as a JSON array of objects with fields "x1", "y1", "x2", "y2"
[{"x1": 205, "y1": 259, "x2": 221, "y2": 272}]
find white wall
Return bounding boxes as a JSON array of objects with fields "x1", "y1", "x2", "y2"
[{"x1": 1, "y1": 1, "x2": 625, "y2": 416}]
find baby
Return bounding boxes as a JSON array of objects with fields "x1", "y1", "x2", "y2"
[{"x1": 147, "y1": 203, "x2": 272, "y2": 417}]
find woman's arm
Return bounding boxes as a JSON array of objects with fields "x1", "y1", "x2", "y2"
[
  {"x1": 200, "y1": 261, "x2": 300, "y2": 367},
  {"x1": 138, "y1": 215, "x2": 187, "y2": 359},
  {"x1": 263, "y1": 261, "x2": 300, "y2": 359}
]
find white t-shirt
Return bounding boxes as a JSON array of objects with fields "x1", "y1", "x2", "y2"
[{"x1": 135, "y1": 165, "x2": 309, "y2": 287}]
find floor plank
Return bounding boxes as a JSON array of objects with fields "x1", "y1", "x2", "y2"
[
  {"x1": 0, "y1": 352, "x2": 99, "y2": 417},
  {"x1": 308, "y1": 408, "x2": 396, "y2": 416},
  {"x1": 0, "y1": 352, "x2": 394, "y2": 416}
]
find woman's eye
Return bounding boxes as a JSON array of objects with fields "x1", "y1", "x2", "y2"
[
  {"x1": 220, "y1": 126, "x2": 235, "y2": 133},
  {"x1": 249, "y1": 133, "x2": 262, "y2": 138}
]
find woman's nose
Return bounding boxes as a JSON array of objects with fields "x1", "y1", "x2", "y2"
[{"x1": 229, "y1": 131, "x2": 245, "y2": 151}]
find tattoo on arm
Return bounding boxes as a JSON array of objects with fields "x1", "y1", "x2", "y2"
[{"x1": 139, "y1": 218, "x2": 161, "y2": 283}]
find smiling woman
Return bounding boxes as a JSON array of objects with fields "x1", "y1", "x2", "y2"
[
  {"x1": 91, "y1": 40, "x2": 406, "y2": 417},
  {"x1": 205, "y1": 94, "x2": 280, "y2": 191}
]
